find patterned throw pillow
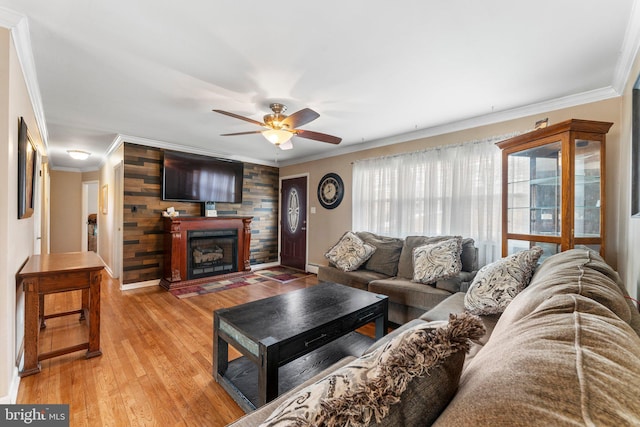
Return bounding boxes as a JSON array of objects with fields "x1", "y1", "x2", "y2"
[
  {"x1": 464, "y1": 246, "x2": 543, "y2": 315},
  {"x1": 412, "y1": 237, "x2": 462, "y2": 284},
  {"x1": 259, "y1": 313, "x2": 486, "y2": 427},
  {"x1": 325, "y1": 231, "x2": 376, "y2": 272}
]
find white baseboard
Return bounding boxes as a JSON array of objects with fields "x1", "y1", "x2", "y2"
[
  {"x1": 1, "y1": 367, "x2": 20, "y2": 404},
  {"x1": 252, "y1": 261, "x2": 280, "y2": 271},
  {"x1": 104, "y1": 264, "x2": 114, "y2": 278},
  {"x1": 121, "y1": 279, "x2": 160, "y2": 291}
]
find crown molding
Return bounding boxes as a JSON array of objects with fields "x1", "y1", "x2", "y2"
[
  {"x1": 0, "y1": 7, "x2": 49, "y2": 154},
  {"x1": 101, "y1": 133, "x2": 279, "y2": 169},
  {"x1": 281, "y1": 86, "x2": 620, "y2": 167},
  {"x1": 613, "y1": 0, "x2": 640, "y2": 93}
]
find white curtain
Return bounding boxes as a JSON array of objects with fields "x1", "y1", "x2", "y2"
[{"x1": 352, "y1": 136, "x2": 511, "y2": 266}]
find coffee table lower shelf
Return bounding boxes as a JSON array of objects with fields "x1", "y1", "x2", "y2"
[{"x1": 218, "y1": 331, "x2": 374, "y2": 412}]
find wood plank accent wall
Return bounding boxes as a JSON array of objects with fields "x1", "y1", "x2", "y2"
[{"x1": 123, "y1": 143, "x2": 279, "y2": 284}]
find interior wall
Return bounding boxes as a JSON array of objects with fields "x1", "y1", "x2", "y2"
[
  {"x1": 98, "y1": 143, "x2": 124, "y2": 275},
  {"x1": 49, "y1": 170, "x2": 83, "y2": 253},
  {"x1": 0, "y1": 27, "x2": 45, "y2": 403},
  {"x1": 121, "y1": 143, "x2": 279, "y2": 284},
  {"x1": 619, "y1": 46, "x2": 640, "y2": 303},
  {"x1": 280, "y1": 98, "x2": 621, "y2": 273}
]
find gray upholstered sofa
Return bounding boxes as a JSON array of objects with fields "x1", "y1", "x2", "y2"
[
  {"x1": 228, "y1": 249, "x2": 640, "y2": 426},
  {"x1": 318, "y1": 232, "x2": 479, "y2": 324}
]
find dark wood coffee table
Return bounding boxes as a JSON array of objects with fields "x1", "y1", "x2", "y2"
[{"x1": 213, "y1": 282, "x2": 388, "y2": 412}]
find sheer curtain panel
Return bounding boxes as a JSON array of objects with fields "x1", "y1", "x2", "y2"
[{"x1": 352, "y1": 137, "x2": 508, "y2": 266}]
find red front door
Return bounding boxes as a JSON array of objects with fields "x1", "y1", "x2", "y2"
[{"x1": 280, "y1": 177, "x2": 307, "y2": 271}]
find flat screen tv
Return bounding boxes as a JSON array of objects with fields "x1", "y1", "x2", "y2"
[{"x1": 162, "y1": 150, "x2": 244, "y2": 203}]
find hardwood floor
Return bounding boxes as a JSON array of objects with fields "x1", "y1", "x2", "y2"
[{"x1": 17, "y1": 272, "x2": 364, "y2": 426}]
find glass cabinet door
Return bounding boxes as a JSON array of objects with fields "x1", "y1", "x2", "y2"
[
  {"x1": 506, "y1": 141, "x2": 562, "y2": 238},
  {"x1": 574, "y1": 139, "x2": 601, "y2": 238}
]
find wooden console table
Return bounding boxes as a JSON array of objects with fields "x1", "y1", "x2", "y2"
[{"x1": 18, "y1": 251, "x2": 105, "y2": 377}]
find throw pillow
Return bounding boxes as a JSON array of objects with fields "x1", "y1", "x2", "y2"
[
  {"x1": 464, "y1": 246, "x2": 543, "y2": 315},
  {"x1": 325, "y1": 231, "x2": 376, "y2": 272},
  {"x1": 412, "y1": 237, "x2": 462, "y2": 284},
  {"x1": 357, "y1": 232, "x2": 404, "y2": 276},
  {"x1": 259, "y1": 313, "x2": 486, "y2": 427},
  {"x1": 397, "y1": 236, "x2": 476, "y2": 279}
]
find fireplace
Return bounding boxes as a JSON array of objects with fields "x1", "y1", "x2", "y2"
[
  {"x1": 161, "y1": 216, "x2": 252, "y2": 291},
  {"x1": 187, "y1": 229, "x2": 237, "y2": 279}
]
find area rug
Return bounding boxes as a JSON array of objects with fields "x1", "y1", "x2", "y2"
[
  {"x1": 170, "y1": 274, "x2": 270, "y2": 299},
  {"x1": 253, "y1": 266, "x2": 313, "y2": 283}
]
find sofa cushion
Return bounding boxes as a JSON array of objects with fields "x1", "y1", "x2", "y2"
[
  {"x1": 368, "y1": 277, "x2": 452, "y2": 311},
  {"x1": 464, "y1": 246, "x2": 542, "y2": 315},
  {"x1": 435, "y1": 271, "x2": 477, "y2": 293},
  {"x1": 419, "y1": 292, "x2": 501, "y2": 363},
  {"x1": 412, "y1": 237, "x2": 462, "y2": 284},
  {"x1": 494, "y1": 248, "x2": 640, "y2": 338},
  {"x1": 324, "y1": 231, "x2": 376, "y2": 272},
  {"x1": 398, "y1": 236, "x2": 476, "y2": 279},
  {"x1": 259, "y1": 313, "x2": 485, "y2": 427},
  {"x1": 317, "y1": 266, "x2": 388, "y2": 291},
  {"x1": 434, "y1": 249, "x2": 640, "y2": 426},
  {"x1": 357, "y1": 232, "x2": 404, "y2": 276}
]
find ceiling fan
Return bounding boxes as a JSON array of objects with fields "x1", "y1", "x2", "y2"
[{"x1": 213, "y1": 103, "x2": 342, "y2": 150}]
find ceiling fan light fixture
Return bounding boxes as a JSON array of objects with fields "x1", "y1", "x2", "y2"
[
  {"x1": 67, "y1": 150, "x2": 91, "y2": 160},
  {"x1": 262, "y1": 129, "x2": 293, "y2": 146}
]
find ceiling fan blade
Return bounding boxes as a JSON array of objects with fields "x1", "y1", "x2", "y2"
[
  {"x1": 279, "y1": 140, "x2": 294, "y2": 150},
  {"x1": 281, "y1": 108, "x2": 320, "y2": 129},
  {"x1": 295, "y1": 130, "x2": 342, "y2": 145},
  {"x1": 213, "y1": 109, "x2": 265, "y2": 127},
  {"x1": 220, "y1": 130, "x2": 263, "y2": 136}
]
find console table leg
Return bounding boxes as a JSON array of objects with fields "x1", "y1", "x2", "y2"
[
  {"x1": 39, "y1": 294, "x2": 46, "y2": 329},
  {"x1": 86, "y1": 270, "x2": 102, "y2": 358},
  {"x1": 21, "y1": 278, "x2": 41, "y2": 377},
  {"x1": 80, "y1": 288, "x2": 88, "y2": 321}
]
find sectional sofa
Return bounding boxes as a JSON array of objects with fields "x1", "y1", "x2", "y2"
[
  {"x1": 229, "y1": 249, "x2": 640, "y2": 426},
  {"x1": 318, "y1": 232, "x2": 479, "y2": 324}
]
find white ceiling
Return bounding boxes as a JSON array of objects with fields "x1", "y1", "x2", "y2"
[{"x1": 1, "y1": 0, "x2": 639, "y2": 170}]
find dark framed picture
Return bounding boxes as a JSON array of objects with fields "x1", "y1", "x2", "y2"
[{"x1": 18, "y1": 117, "x2": 36, "y2": 219}]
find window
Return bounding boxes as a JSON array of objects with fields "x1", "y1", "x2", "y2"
[{"x1": 352, "y1": 137, "x2": 506, "y2": 266}]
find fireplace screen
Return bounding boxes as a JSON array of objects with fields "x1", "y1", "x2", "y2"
[{"x1": 187, "y1": 229, "x2": 238, "y2": 279}]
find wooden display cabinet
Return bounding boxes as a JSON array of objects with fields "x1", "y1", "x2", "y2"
[{"x1": 496, "y1": 119, "x2": 613, "y2": 260}]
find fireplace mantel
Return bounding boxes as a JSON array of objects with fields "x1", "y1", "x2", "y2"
[{"x1": 160, "y1": 216, "x2": 252, "y2": 290}]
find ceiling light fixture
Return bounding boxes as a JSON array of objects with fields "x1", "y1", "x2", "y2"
[
  {"x1": 262, "y1": 129, "x2": 293, "y2": 146},
  {"x1": 67, "y1": 150, "x2": 91, "y2": 160}
]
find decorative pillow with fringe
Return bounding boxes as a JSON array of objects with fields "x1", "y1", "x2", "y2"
[{"x1": 258, "y1": 313, "x2": 485, "y2": 427}]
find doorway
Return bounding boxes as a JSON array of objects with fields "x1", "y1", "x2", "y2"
[
  {"x1": 280, "y1": 175, "x2": 308, "y2": 271},
  {"x1": 82, "y1": 180, "x2": 99, "y2": 252}
]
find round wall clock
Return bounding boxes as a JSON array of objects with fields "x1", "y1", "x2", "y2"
[{"x1": 318, "y1": 173, "x2": 344, "y2": 209}]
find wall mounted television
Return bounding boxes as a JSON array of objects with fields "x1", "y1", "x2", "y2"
[{"x1": 162, "y1": 150, "x2": 244, "y2": 203}]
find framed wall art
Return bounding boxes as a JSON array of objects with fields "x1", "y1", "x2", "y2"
[{"x1": 17, "y1": 117, "x2": 36, "y2": 219}]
